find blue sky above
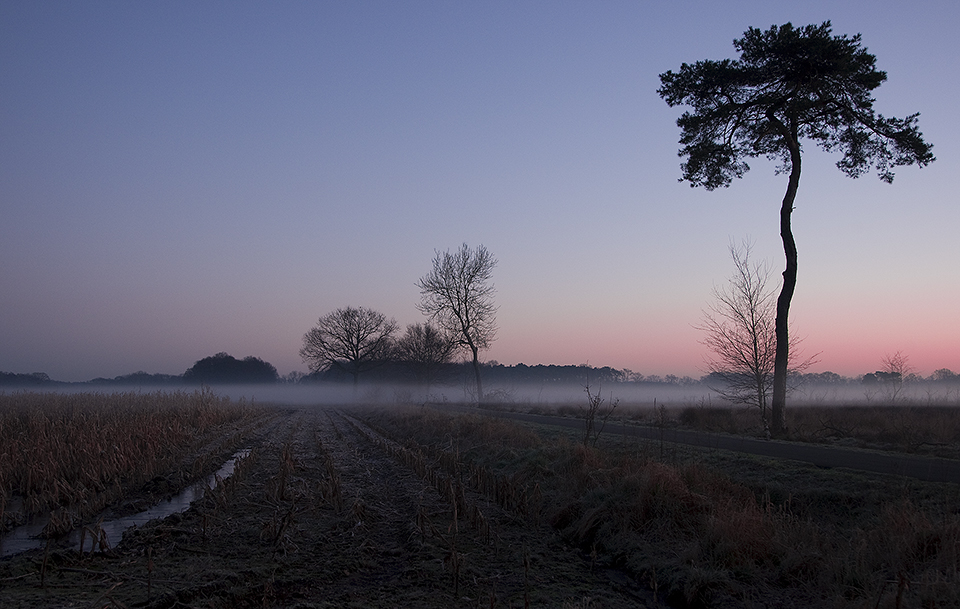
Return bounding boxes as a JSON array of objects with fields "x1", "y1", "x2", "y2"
[{"x1": 1, "y1": 1, "x2": 957, "y2": 381}]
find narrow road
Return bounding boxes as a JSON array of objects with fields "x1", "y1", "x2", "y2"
[{"x1": 435, "y1": 405, "x2": 960, "y2": 484}]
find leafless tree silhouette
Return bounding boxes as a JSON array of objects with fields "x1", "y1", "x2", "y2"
[
  {"x1": 300, "y1": 307, "x2": 398, "y2": 386},
  {"x1": 699, "y1": 241, "x2": 813, "y2": 434},
  {"x1": 417, "y1": 243, "x2": 497, "y2": 402},
  {"x1": 879, "y1": 351, "x2": 915, "y2": 404},
  {"x1": 395, "y1": 322, "x2": 458, "y2": 393}
]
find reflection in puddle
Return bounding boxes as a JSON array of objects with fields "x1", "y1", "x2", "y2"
[{"x1": 1, "y1": 449, "x2": 250, "y2": 558}]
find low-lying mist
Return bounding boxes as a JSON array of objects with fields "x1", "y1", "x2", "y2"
[
  {"x1": 180, "y1": 379, "x2": 960, "y2": 409},
  {"x1": 10, "y1": 380, "x2": 957, "y2": 409}
]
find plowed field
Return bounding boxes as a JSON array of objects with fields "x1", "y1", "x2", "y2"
[{"x1": 1, "y1": 406, "x2": 650, "y2": 608}]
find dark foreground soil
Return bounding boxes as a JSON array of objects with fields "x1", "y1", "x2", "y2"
[{"x1": 0, "y1": 406, "x2": 653, "y2": 608}]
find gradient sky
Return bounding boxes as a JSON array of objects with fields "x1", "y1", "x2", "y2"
[{"x1": 1, "y1": 1, "x2": 957, "y2": 382}]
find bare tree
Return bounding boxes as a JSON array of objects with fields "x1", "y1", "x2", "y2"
[
  {"x1": 417, "y1": 243, "x2": 497, "y2": 402},
  {"x1": 394, "y1": 322, "x2": 458, "y2": 392},
  {"x1": 699, "y1": 241, "x2": 813, "y2": 434},
  {"x1": 931, "y1": 368, "x2": 958, "y2": 382},
  {"x1": 582, "y1": 382, "x2": 619, "y2": 448},
  {"x1": 300, "y1": 306, "x2": 398, "y2": 386},
  {"x1": 878, "y1": 351, "x2": 915, "y2": 404}
]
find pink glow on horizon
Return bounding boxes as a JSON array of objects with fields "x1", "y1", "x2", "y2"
[{"x1": 1, "y1": 3, "x2": 957, "y2": 383}]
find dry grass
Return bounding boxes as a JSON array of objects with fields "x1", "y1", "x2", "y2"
[
  {"x1": 0, "y1": 389, "x2": 267, "y2": 531},
  {"x1": 363, "y1": 405, "x2": 960, "y2": 608},
  {"x1": 787, "y1": 405, "x2": 960, "y2": 455},
  {"x1": 528, "y1": 396, "x2": 960, "y2": 460},
  {"x1": 632, "y1": 402, "x2": 960, "y2": 458}
]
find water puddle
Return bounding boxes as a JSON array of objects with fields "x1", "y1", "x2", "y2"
[{"x1": 1, "y1": 449, "x2": 250, "y2": 558}]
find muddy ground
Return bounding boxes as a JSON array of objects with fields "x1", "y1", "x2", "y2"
[{"x1": 0, "y1": 406, "x2": 654, "y2": 608}]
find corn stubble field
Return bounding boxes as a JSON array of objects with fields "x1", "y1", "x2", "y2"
[{"x1": 1, "y1": 392, "x2": 959, "y2": 608}]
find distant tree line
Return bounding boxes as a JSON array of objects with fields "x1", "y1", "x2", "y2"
[
  {"x1": 88, "y1": 371, "x2": 183, "y2": 386},
  {"x1": 298, "y1": 361, "x2": 682, "y2": 387},
  {"x1": 304, "y1": 365, "x2": 960, "y2": 392},
  {"x1": 2, "y1": 360, "x2": 956, "y2": 390},
  {"x1": 0, "y1": 371, "x2": 57, "y2": 387},
  {"x1": 0, "y1": 352, "x2": 278, "y2": 387}
]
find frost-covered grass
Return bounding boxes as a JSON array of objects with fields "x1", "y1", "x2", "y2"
[{"x1": 365, "y1": 405, "x2": 960, "y2": 607}]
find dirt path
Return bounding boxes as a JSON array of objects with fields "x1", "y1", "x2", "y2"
[
  {"x1": 451, "y1": 406, "x2": 960, "y2": 483},
  {"x1": 1, "y1": 406, "x2": 651, "y2": 608}
]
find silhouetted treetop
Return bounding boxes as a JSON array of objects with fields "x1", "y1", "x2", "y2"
[
  {"x1": 300, "y1": 307, "x2": 398, "y2": 386},
  {"x1": 183, "y1": 352, "x2": 279, "y2": 384},
  {"x1": 658, "y1": 21, "x2": 934, "y2": 189}
]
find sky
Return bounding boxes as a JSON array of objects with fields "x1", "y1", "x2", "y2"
[{"x1": 1, "y1": 0, "x2": 957, "y2": 382}]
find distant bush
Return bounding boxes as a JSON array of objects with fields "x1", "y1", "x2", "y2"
[{"x1": 183, "y1": 352, "x2": 279, "y2": 384}]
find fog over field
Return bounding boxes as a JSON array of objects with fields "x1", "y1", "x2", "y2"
[
  {"x1": 222, "y1": 382, "x2": 719, "y2": 408},
  {"x1": 9, "y1": 379, "x2": 958, "y2": 410}
]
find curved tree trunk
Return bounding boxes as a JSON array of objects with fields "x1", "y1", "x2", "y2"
[{"x1": 772, "y1": 134, "x2": 801, "y2": 436}]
